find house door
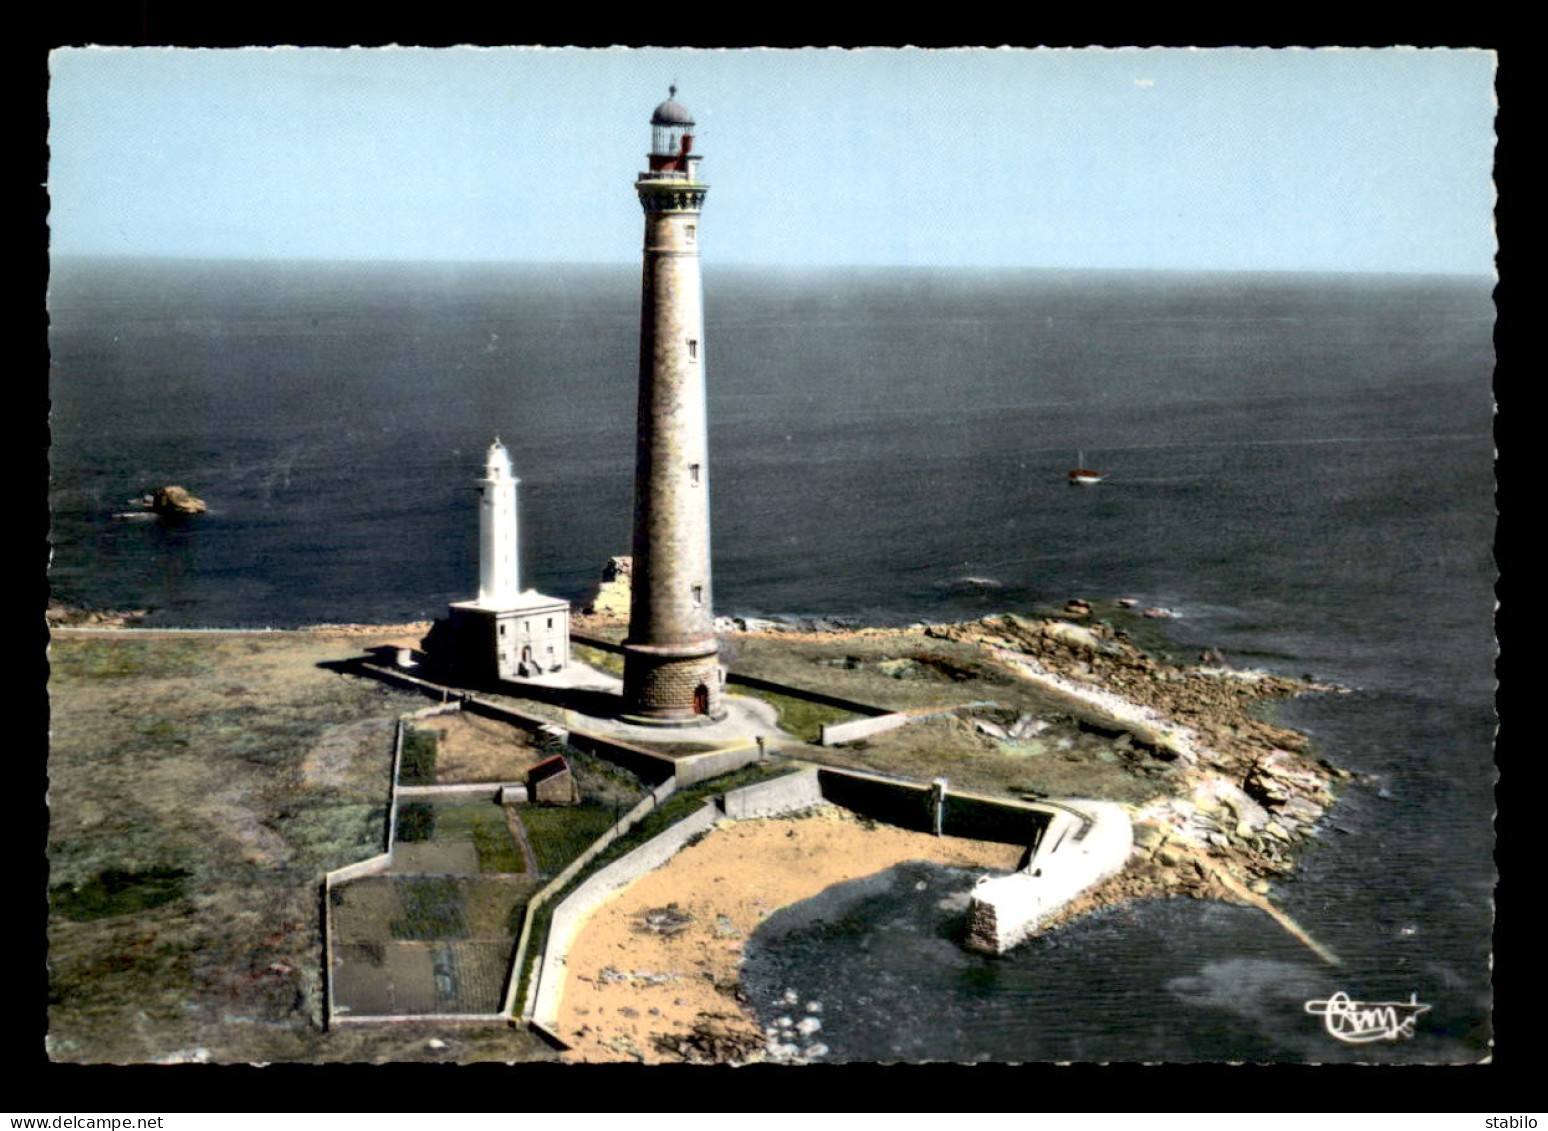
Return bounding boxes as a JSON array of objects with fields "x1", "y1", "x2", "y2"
[
  {"x1": 520, "y1": 645, "x2": 533, "y2": 676},
  {"x1": 693, "y1": 683, "x2": 709, "y2": 716}
]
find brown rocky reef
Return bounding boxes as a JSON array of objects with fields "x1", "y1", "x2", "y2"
[
  {"x1": 46, "y1": 603, "x2": 150, "y2": 628},
  {"x1": 584, "y1": 556, "x2": 632, "y2": 618},
  {"x1": 137, "y1": 485, "x2": 207, "y2": 516},
  {"x1": 929, "y1": 611, "x2": 1352, "y2": 927}
]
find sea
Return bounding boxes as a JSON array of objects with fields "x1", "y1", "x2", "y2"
[{"x1": 47, "y1": 256, "x2": 1497, "y2": 1063}]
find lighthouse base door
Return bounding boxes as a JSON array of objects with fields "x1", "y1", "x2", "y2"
[{"x1": 694, "y1": 683, "x2": 709, "y2": 716}]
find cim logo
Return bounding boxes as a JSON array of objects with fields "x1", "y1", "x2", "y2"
[{"x1": 1304, "y1": 990, "x2": 1431, "y2": 1043}]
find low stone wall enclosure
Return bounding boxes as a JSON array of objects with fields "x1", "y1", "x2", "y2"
[
  {"x1": 355, "y1": 659, "x2": 685, "y2": 785},
  {"x1": 333, "y1": 648, "x2": 1133, "y2": 1038},
  {"x1": 521, "y1": 765, "x2": 1132, "y2": 1047}
]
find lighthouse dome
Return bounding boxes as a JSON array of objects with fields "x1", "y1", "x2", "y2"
[{"x1": 651, "y1": 87, "x2": 694, "y2": 126}]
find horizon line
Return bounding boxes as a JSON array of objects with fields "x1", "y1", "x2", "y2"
[{"x1": 46, "y1": 252, "x2": 1498, "y2": 282}]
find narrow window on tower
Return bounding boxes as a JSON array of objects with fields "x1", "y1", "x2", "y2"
[
  {"x1": 687, "y1": 339, "x2": 699, "y2": 361},
  {"x1": 689, "y1": 462, "x2": 701, "y2": 486},
  {"x1": 685, "y1": 223, "x2": 697, "y2": 245},
  {"x1": 692, "y1": 585, "x2": 704, "y2": 606}
]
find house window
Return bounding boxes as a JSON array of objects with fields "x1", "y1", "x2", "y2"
[
  {"x1": 499, "y1": 624, "x2": 506, "y2": 636},
  {"x1": 687, "y1": 339, "x2": 698, "y2": 361},
  {"x1": 547, "y1": 618, "x2": 553, "y2": 629},
  {"x1": 689, "y1": 463, "x2": 701, "y2": 485}
]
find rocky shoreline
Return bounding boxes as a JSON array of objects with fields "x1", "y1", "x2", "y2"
[
  {"x1": 933, "y1": 610, "x2": 1349, "y2": 929},
  {"x1": 717, "y1": 604, "x2": 1352, "y2": 958}
]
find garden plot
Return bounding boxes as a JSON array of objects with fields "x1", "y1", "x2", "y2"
[
  {"x1": 331, "y1": 874, "x2": 540, "y2": 1016},
  {"x1": 401, "y1": 711, "x2": 550, "y2": 786},
  {"x1": 391, "y1": 796, "x2": 529, "y2": 874}
]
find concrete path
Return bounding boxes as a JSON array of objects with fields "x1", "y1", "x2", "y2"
[
  {"x1": 516, "y1": 663, "x2": 621, "y2": 695},
  {"x1": 561, "y1": 693, "x2": 783, "y2": 748}
]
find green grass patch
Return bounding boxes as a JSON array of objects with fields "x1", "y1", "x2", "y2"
[
  {"x1": 389, "y1": 877, "x2": 469, "y2": 940},
  {"x1": 399, "y1": 727, "x2": 439, "y2": 785},
  {"x1": 572, "y1": 644, "x2": 625, "y2": 677},
  {"x1": 49, "y1": 867, "x2": 191, "y2": 921},
  {"x1": 731, "y1": 687, "x2": 858, "y2": 744},
  {"x1": 471, "y1": 821, "x2": 523, "y2": 874},
  {"x1": 397, "y1": 801, "x2": 435, "y2": 842},
  {"x1": 516, "y1": 802, "x2": 620, "y2": 875},
  {"x1": 432, "y1": 801, "x2": 525, "y2": 874}
]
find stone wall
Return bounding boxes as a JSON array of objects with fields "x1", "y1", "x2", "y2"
[
  {"x1": 503, "y1": 779, "x2": 680, "y2": 1021},
  {"x1": 719, "y1": 768, "x2": 827, "y2": 820},
  {"x1": 518, "y1": 765, "x2": 1123, "y2": 1043},
  {"x1": 353, "y1": 660, "x2": 682, "y2": 785},
  {"x1": 815, "y1": 768, "x2": 937, "y2": 835},
  {"x1": 526, "y1": 797, "x2": 719, "y2": 1035},
  {"x1": 819, "y1": 711, "x2": 914, "y2": 746},
  {"x1": 397, "y1": 783, "x2": 517, "y2": 799},
  {"x1": 674, "y1": 742, "x2": 765, "y2": 788},
  {"x1": 726, "y1": 671, "x2": 891, "y2": 718},
  {"x1": 457, "y1": 693, "x2": 677, "y2": 786},
  {"x1": 942, "y1": 791, "x2": 1051, "y2": 849},
  {"x1": 965, "y1": 800, "x2": 1133, "y2": 954}
]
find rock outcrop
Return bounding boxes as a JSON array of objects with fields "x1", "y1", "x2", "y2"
[
  {"x1": 585, "y1": 556, "x2": 632, "y2": 619},
  {"x1": 46, "y1": 603, "x2": 149, "y2": 628},
  {"x1": 141, "y1": 486, "x2": 207, "y2": 516}
]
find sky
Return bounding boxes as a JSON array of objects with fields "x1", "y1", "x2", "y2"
[{"x1": 47, "y1": 46, "x2": 1497, "y2": 274}]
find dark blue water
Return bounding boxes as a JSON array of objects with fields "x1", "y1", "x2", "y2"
[{"x1": 48, "y1": 257, "x2": 1496, "y2": 1061}]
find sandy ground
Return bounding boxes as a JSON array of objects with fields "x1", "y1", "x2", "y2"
[{"x1": 557, "y1": 807, "x2": 1023, "y2": 1063}]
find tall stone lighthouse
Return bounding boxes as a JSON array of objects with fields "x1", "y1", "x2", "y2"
[{"x1": 621, "y1": 88, "x2": 725, "y2": 723}]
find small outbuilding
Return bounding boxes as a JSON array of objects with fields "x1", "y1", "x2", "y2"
[{"x1": 528, "y1": 754, "x2": 579, "y2": 806}]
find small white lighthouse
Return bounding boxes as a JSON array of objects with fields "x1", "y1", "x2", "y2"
[
  {"x1": 477, "y1": 438, "x2": 520, "y2": 606},
  {"x1": 443, "y1": 439, "x2": 570, "y2": 682}
]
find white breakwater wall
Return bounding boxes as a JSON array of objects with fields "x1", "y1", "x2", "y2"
[{"x1": 965, "y1": 799, "x2": 1133, "y2": 954}]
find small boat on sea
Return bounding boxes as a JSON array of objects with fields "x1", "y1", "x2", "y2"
[{"x1": 1067, "y1": 451, "x2": 1103, "y2": 486}]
